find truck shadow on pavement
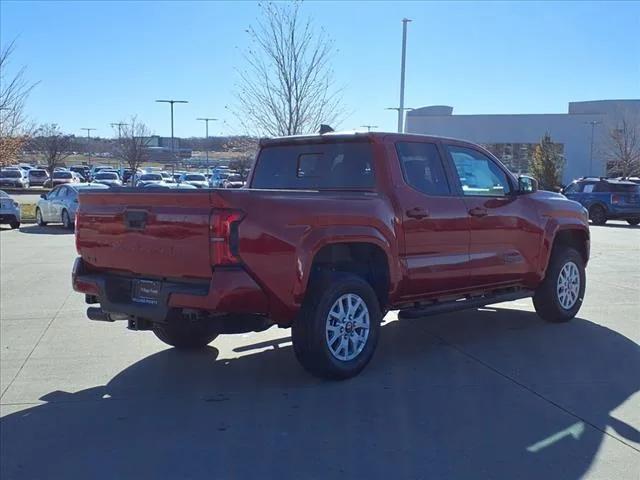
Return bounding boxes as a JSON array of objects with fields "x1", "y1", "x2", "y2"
[{"x1": 1, "y1": 308, "x2": 638, "y2": 479}]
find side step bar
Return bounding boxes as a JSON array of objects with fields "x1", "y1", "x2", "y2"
[{"x1": 398, "y1": 289, "x2": 533, "y2": 319}]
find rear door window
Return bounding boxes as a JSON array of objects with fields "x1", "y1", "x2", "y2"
[
  {"x1": 396, "y1": 142, "x2": 450, "y2": 196},
  {"x1": 252, "y1": 142, "x2": 375, "y2": 190}
]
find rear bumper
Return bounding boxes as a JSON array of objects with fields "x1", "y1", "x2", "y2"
[{"x1": 72, "y1": 257, "x2": 268, "y2": 322}]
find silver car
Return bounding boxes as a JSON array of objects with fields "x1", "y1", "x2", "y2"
[
  {"x1": 91, "y1": 171, "x2": 122, "y2": 187},
  {"x1": 0, "y1": 168, "x2": 30, "y2": 189},
  {"x1": 36, "y1": 183, "x2": 108, "y2": 229},
  {"x1": 178, "y1": 173, "x2": 209, "y2": 188},
  {"x1": 0, "y1": 190, "x2": 21, "y2": 229}
]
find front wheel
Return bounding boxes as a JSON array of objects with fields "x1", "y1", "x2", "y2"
[
  {"x1": 626, "y1": 218, "x2": 640, "y2": 226},
  {"x1": 589, "y1": 204, "x2": 607, "y2": 225},
  {"x1": 35, "y1": 208, "x2": 47, "y2": 226},
  {"x1": 9, "y1": 220, "x2": 20, "y2": 229},
  {"x1": 533, "y1": 247, "x2": 586, "y2": 323},
  {"x1": 292, "y1": 273, "x2": 381, "y2": 380}
]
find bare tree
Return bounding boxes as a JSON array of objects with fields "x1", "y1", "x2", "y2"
[
  {"x1": 0, "y1": 39, "x2": 37, "y2": 166},
  {"x1": 223, "y1": 136, "x2": 258, "y2": 179},
  {"x1": 32, "y1": 124, "x2": 73, "y2": 177},
  {"x1": 234, "y1": 1, "x2": 343, "y2": 137},
  {"x1": 114, "y1": 117, "x2": 151, "y2": 185},
  {"x1": 604, "y1": 115, "x2": 640, "y2": 177}
]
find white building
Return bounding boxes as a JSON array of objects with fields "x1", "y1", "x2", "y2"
[{"x1": 405, "y1": 99, "x2": 640, "y2": 183}]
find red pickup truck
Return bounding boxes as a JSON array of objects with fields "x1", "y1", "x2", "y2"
[{"x1": 73, "y1": 132, "x2": 590, "y2": 379}]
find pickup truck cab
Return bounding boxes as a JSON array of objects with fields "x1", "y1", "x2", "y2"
[{"x1": 73, "y1": 132, "x2": 590, "y2": 379}]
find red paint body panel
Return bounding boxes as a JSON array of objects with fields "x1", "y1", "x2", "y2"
[{"x1": 74, "y1": 132, "x2": 590, "y2": 326}]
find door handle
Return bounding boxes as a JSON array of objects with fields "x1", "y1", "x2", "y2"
[
  {"x1": 468, "y1": 207, "x2": 488, "y2": 217},
  {"x1": 406, "y1": 207, "x2": 429, "y2": 219}
]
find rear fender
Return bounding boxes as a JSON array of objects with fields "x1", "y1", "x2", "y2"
[{"x1": 293, "y1": 225, "x2": 400, "y2": 305}]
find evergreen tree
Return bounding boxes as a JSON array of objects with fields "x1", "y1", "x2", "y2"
[{"x1": 531, "y1": 133, "x2": 564, "y2": 191}]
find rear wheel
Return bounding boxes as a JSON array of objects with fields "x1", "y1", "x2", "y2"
[
  {"x1": 533, "y1": 247, "x2": 585, "y2": 323},
  {"x1": 9, "y1": 220, "x2": 20, "y2": 229},
  {"x1": 292, "y1": 273, "x2": 381, "y2": 379},
  {"x1": 626, "y1": 218, "x2": 640, "y2": 226},
  {"x1": 36, "y1": 208, "x2": 47, "y2": 226},
  {"x1": 589, "y1": 204, "x2": 607, "y2": 225},
  {"x1": 61, "y1": 209, "x2": 73, "y2": 230},
  {"x1": 153, "y1": 317, "x2": 219, "y2": 349}
]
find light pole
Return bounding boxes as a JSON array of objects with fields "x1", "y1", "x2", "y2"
[
  {"x1": 386, "y1": 106, "x2": 414, "y2": 132},
  {"x1": 197, "y1": 117, "x2": 218, "y2": 167},
  {"x1": 81, "y1": 128, "x2": 96, "y2": 166},
  {"x1": 156, "y1": 99, "x2": 188, "y2": 167},
  {"x1": 397, "y1": 18, "x2": 412, "y2": 133},
  {"x1": 585, "y1": 120, "x2": 602, "y2": 176},
  {"x1": 360, "y1": 125, "x2": 378, "y2": 132}
]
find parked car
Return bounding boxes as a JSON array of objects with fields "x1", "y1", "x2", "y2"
[
  {"x1": 92, "y1": 171, "x2": 123, "y2": 187},
  {"x1": 73, "y1": 131, "x2": 591, "y2": 380},
  {"x1": 159, "y1": 171, "x2": 176, "y2": 184},
  {"x1": 36, "y1": 183, "x2": 108, "y2": 229},
  {"x1": 222, "y1": 174, "x2": 245, "y2": 189},
  {"x1": 209, "y1": 171, "x2": 230, "y2": 187},
  {"x1": 143, "y1": 182, "x2": 197, "y2": 189},
  {"x1": 28, "y1": 169, "x2": 50, "y2": 187},
  {"x1": 0, "y1": 168, "x2": 30, "y2": 189},
  {"x1": 70, "y1": 165, "x2": 91, "y2": 181},
  {"x1": 562, "y1": 177, "x2": 640, "y2": 225},
  {"x1": 0, "y1": 190, "x2": 21, "y2": 229},
  {"x1": 43, "y1": 170, "x2": 81, "y2": 188},
  {"x1": 136, "y1": 173, "x2": 164, "y2": 188},
  {"x1": 178, "y1": 173, "x2": 209, "y2": 188}
]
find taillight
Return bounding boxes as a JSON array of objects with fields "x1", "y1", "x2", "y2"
[{"x1": 209, "y1": 209, "x2": 244, "y2": 265}]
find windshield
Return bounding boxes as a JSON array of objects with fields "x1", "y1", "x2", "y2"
[
  {"x1": 30, "y1": 170, "x2": 47, "y2": 176},
  {"x1": 95, "y1": 172, "x2": 118, "y2": 180},
  {"x1": 1, "y1": 170, "x2": 22, "y2": 178},
  {"x1": 53, "y1": 172, "x2": 72, "y2": 179},
  {"x1": 140, "y1": 174, "x2": 162, "y2": 181},
  {"x1": 185, "y1": 174, "x2": 206, "y2": 181}
]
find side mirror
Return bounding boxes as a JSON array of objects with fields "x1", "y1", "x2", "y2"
[
  {"x1": 518, "y1": 175, "x2": 538, "y2": 194},
  {"x1": 40, "y1": 193, "x2": 47, "y2": 199}
]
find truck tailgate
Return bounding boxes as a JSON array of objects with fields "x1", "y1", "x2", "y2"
[{"x1": 76, "y1": 190, "x2": 220, "y2": 279}]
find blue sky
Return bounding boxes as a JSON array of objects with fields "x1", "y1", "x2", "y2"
[{"x1": 1, "y1": 1, "x2": 638, "y2": 138}]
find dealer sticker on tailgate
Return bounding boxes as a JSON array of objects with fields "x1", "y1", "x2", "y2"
[{"x1": 132, "y1": 279, "x2": 161, "y2": 304}]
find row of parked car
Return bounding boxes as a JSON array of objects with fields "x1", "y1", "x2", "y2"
[{"x1": 0, "y1": 164, "x2": 248, "y2": 190}]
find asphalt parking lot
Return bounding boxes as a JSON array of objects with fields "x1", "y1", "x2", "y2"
[{"x1": 1, "y1": 223, "x2": 638, "y2": 479}]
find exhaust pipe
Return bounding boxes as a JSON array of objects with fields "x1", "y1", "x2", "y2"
[{"x1": 87, "y1": 307, "x2": 113, "y2": 322}]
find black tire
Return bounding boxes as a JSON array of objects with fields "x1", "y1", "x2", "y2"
[
  {"x1": 61, "y1": 209, "x2": 73, "y2": 230},
  {"x1": 626, "y1": 218, "x2": 640, "y2": 226},
  {"x1": 292, "y1": 272, "x2": 382, "y2": 380},
  {"x1": 35, "y1": 208, "x2": 47, "y2": 226},
  {"x1": 589, "y1": 204, "x2": 607, "y2": 225},
  {"x1": 533, "y1": 247, "x2": 586, "y2": 323},
  {"x1": 9, "y1": 220, "x2": 20, "y2": 229},
  {"x1": 152, "y1": 317, "x2": 219, "y2": 349}
]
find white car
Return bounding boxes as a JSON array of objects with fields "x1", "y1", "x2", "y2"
[
  {"x1": 0, "y1": 190, "x2": 21, "y2": 229},
  {"x1": 222, "y1": 174, "x2": 245, "y2": 189},
  {"x1": 179, "y1": 173, "x2": 209, "y2": 188},
  {"x1": 92, "y1": 171, "x2": 122, "y2": 187},
  {"x1": 136, "y1": 173, "x2": 164, "y2": 188},
  {"x1": 36, "y1": 183, "x2": 108, "y2": 229}
]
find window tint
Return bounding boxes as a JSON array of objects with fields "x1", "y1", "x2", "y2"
[
  {"x1": 583, "y1": 183, "x2": 595, "y2": 193},
  {"x1": 252, "y1": 142, "x2": 375, "y2": 190},
  {"x1": 563, "y1": 182, "x2": 579, "y2": 193},
  {"x1": 447, "y1": 146, "x2": 511, "y2": 197},
  {"x1": 396, "y1": 142, "x2": 450, "y2": 195},
  {"x1": 610, "y1": 183, "x2": 640, "y2": 193},
  {"x1": 48, "y1": 188, "x2": 60, "y2": 199}
]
